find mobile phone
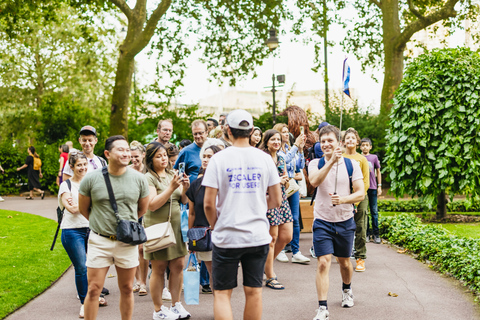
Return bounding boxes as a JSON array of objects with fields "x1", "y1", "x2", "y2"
[
  {"x1": 178, "y1": 162, "x2": 185, "y2": 177},
  {"x1": 300, "y1": 126, "x2": 304, "y2": 135}
]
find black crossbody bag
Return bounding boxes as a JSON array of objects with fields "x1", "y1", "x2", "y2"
[
  {"x1": 50, "y1": 179, "x2": 71, "y2": 251},
  {"x1": 102, "y1": 167, "x2": 147, "y2": 245}
]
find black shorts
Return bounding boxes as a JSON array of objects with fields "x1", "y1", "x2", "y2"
[
  {"x1": 212, "y1": 244, "x2": 269, "y2": 291},
  {"x1": 313, "y1": 217, "x2": 356, "y2": 258}
]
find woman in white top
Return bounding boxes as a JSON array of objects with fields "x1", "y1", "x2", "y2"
[{"x1": 59, "y1": 152, "x2": 106, "y2": 318}]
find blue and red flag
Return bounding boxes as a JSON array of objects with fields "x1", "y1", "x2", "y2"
[{"x1": 343, "y1": 57, "x2": 351, "y2": 98}]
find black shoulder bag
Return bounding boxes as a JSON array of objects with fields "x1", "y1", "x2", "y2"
[
  {"x1": 51, "y1": 179, "x2": 72, "y2": 251},
  {"x1": 102, "y1": 167, "x2": 147, "y2": 245}
]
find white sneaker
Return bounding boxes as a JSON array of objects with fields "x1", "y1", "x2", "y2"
[
  {"x1": 341, "y1": 288, "x2": 354, "y2": 308},
  {"x1": 162, "y1": 287, "x2": 172, "y2": 301},
  {"x1": 313, "y1": 306, "x2": 329, "y2": 320},
  {"x1": 0, "y1": 196, "x2": 4, "y2": 202},
  {"x1": 292, "y1": 252, "x2": 310, "y2": 264},
  {"x1": 310, "y1": 246, "x2": 316, "y2": 258},
  {"x1": 79, "y1": 304, "x2": 84, "y2": 318},
  {"x1": 170, "y1": 302, "x2": 191, "y2": 319},
  {"x1": 153, "y1": 305, "x2": 178, "y2": 320},
  {"x1": 276, "y1": 250, "x2": 289, "y2": 263}
]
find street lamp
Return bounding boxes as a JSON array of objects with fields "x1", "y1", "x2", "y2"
[{"x1": 265, "y1": 28, "x2": 282, "y2": 124}]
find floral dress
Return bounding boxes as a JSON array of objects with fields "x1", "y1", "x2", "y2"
[{"x1": 266, "y1": 155, "x2": 293, "y2": 226}]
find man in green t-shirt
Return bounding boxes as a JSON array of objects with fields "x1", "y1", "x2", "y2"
[{"x1": 79, "y1": 135, "x2": 149, "y2": 320}]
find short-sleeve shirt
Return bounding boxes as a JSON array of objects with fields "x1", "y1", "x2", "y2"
[
  {"x1": 78, "y1": 167, "x2": 149, "y2": 236},
  {"x1": 63, "y1": 155, "x2": 105, "y2": 177},
  {"x1": 60, "y1": 152, "x2": 69, "y2": 169},
  {"x1": 174, "y1": 143, "x2": 201, "y2": 183},
  {"x1": 202, "y1": 146, "x2": 280, "y2": 249},
  {"x1": 342, "y1": 153, "x2": 370, "y2": 193},
  {"x1": 365, "y1": 154, "x2": 381, "y2": 189},
  {"x1": 58, "y1": 180, "x2": 89, "y2": 229},
  {"x1": 308, "y1": 157, "x2": 363, "y2": 223},
  {"x1": 185, "y1": 177, "x2": 209, "y2": 228}
]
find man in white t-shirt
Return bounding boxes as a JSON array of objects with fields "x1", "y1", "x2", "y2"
[
  {"x1": 307, "y1": 125, "x2": 365, "y2": 320},
  {"x1": 203, "y1": 109, "x2": 282, "y2": 320},
  {"x1": 62, "y1": 126, "x2": 106, "y2": 180}
]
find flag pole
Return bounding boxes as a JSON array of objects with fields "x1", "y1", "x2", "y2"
[{"x1": 334, "y1": 57, "x2": 349, "y2": 197}]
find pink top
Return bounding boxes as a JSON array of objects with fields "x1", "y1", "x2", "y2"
[{"x1": 308, "y1": 157, "x2": 363, "y2": 223}]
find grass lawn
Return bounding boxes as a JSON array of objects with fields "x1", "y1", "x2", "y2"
[
  {"x1": 380, "y1": 212, "x2": 480, "y2": 239},
  {"x1": 0, "y1": 209, "x2": 71, "y2": 319}
]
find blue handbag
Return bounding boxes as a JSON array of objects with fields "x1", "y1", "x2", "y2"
[
  {"x1": 183, "y1": 253, "x2": 200, "y2": 305},
  {"x1": 187, "y1": 227, "x2": 212, "y2": 252}
]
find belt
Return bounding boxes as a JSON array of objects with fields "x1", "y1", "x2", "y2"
[{"x1": 92, "y1": 231, "x2": 117, "y2": 241}]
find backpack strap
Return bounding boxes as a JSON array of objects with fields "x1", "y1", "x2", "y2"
[
  {"x1": 310, "y1": 157, "x2": 354, "y2": 206},
  {"x1": 97, "y1": 156, "x2": 107, "y2": 168},
  {"x1": 51, "y1": 179, "x2": 72, "y2": 251},
  {"x1": 66, "y1": 179, "x2": 72, "y2": 192}
]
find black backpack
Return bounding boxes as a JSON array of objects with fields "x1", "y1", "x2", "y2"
[{"x1": 50, "y1": 179, "x2": 71, "y2": 251}]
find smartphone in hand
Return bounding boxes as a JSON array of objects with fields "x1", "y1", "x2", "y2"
[
  {"x1": 178, "y1": 162, "x2": 185, "y2": 177},
  {"x1": 300, "y1": 126, "x2": 304, "y2": 135}
]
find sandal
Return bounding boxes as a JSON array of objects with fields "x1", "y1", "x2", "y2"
[
  {"x1": 265, "y1": 277, "x2": 285, "y2": 290},
  {"x1": 139, "y1": 284, "x2": 147, "y2": 296},
  {"x1": 26, "y1": 197, "x2": 33, "y2": 200},
  {"x1": 99, "y1": 294, "x2": 108, "y2": 307},
  {"x1": 132, "y1": 283, "x2": 140, "y2": 293}
]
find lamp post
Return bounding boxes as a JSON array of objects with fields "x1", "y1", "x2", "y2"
[{"x1": 266, "y1": 28, "x2": 280, "y2": 124}]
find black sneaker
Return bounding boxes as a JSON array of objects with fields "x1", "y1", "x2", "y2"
[
  {"x1": 102, "y1": 287, "x2": 109, "y2": 296},
  {"x1": 201, "y1": 285, "x2": 213, "y2": 294}
]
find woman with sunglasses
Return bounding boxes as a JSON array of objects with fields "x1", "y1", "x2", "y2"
[
  {"x1": 59, "y1": 152, "x2": 107, "y2": 318},
  {"x1": 144, "y1": 142, "x2": 191, "y2": 320}
]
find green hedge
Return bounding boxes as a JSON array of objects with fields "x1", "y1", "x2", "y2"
[
  {"x1": 378, "y1": 199, "x2": 480, "y2": 213},
  {"x1": 380, "y1": 214, "x2": 480, "y2": 293}
]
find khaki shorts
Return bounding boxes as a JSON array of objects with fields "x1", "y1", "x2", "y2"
[
  {"x1": 196, "y1": 250, "x2": 212, "y2": 262},
  {"x1": 86, "y1": 232, "x2": 139, "y2": 269}
]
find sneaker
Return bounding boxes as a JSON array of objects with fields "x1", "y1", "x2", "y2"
[
  {"x1": 310, "y1": 246, "x2": 316, "y2": 258},
  {"x1": 374, "y1": 235, "x2": 381, "y2": 244},
  {"x1": 366, "y1": 235, "x2": 370, "y2": 243},
  {"x1": 292, "y1": 252, "x2": 310, "y2": 264},
  {"x1": 79, "y1": 304, "x2": 84, "y2": 318},
  {"x1": 0, "y1": 196, "x2": 4, "y2": 202},
  {"x1": 201, "y1": 284, "x2": 213, "y2": 294},
  {"x1": 276, "y1": 250, "x2": 289, "y2": 263},
  {"x1": 313, "y1": 306, "x2": 329, "y2": 320},
  {"x1": 153, "y1": 305, "x2": 178, "y2": 320},
  {"x1": 355, "y1": 259, "x2": 365, "y2": 272},
  {"x1": 341, "y1": 288, "x2": 354, "y2": 307},
  {"x1": 162, "y1": 287, "x2": 172, "y2": 301},
  {"x1": 171, "y1": 302, "x2": 191, "y2": 319},
  {"x1": 133, "y1": 283, "x2": 141, "y2": 293}
]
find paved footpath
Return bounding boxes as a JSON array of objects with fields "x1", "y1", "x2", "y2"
[{"x1": 2, "y1": 196, "x2": 480, "y2": 320}]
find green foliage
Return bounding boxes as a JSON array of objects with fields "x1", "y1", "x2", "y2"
[
  {"x1": 0, "y1": 210, "x2": 71, "y2": 319},
  {"x1": 0, "y1": 143, "x2": 28, "y2": 195},
  {"x1": 379, "y1": 199, "x2": 480, "y2": 213},
  {"x1": 385, "y1": 48, "x2": 480, "y2": 203},
  {"x1": 252, "y1": 112, "x2": 288, "y2": 133},
  {"x1": 380, "y1": 214, "x2": 480, "y2": 293}
]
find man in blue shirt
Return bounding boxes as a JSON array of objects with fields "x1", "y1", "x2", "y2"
[{"x1": 174, "y1": 119, "x2": 209, "y2": 183}]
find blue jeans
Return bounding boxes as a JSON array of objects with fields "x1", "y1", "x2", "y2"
[
  {"x1": 61, "y1": 228, "x2": 89, "y2": 304},
  {"x1": 367, "y1": 189, "x2": 379, "y2": 236},
  {"x1": 288, "y1": 191, "x2": 300, "y2": 254},
  {"x1": 200, "y1": 261, "x2": 209, "y2": 286}
]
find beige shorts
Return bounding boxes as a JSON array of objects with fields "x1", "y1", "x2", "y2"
[
  {"x1": 196, "y1": 250, "x2": 212, "y2": 262},
  {"x1": 86, "y1": 232, "x2": 139, "y2": 269}
]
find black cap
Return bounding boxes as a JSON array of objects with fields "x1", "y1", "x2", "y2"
[{"x1": 79, "y1": 125, "x2": 97, "y2": 136}]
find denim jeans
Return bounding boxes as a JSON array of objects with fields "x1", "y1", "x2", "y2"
[
  {"x1": 200, "y1": 261, "x2": 210, "y2": 286},
  {"x1": 367, "y1": 189, "x2": 379, "y2": 236},
  {"x1": 288, "y1": 191, "x2": 301, "y2": 255},
  {"x1": 61, "y1": 228, "x2": 89, "y2": 304}
]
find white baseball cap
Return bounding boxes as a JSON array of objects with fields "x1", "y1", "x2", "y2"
[{"x1": 226, "y1": 109, "x2": 253, "y2": 130}]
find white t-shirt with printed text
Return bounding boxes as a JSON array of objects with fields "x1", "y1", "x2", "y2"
[{"x1": 202, "y1": 146, "x2": 280, "y2": 249}]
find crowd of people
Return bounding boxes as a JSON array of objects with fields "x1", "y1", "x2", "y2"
[{"x1": 48, "y1": 108, "x2": 382, "y2": 320}]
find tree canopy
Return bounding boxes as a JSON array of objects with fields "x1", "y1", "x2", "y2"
[{"x1": 384, "y1": 48, "x2": 480, "y2": 218}]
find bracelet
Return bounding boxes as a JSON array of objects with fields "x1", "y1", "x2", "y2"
[{"x1": 378, "y1": 184, "x2": 382, "y2": 187}]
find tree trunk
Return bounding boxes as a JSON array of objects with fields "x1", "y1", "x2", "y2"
[
  {"x1": 109, "y1": 52, "x2": 135, "y2": 138},
  {"x1": 436, "y1": 190, "x2": 447, "y2": 220}
]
